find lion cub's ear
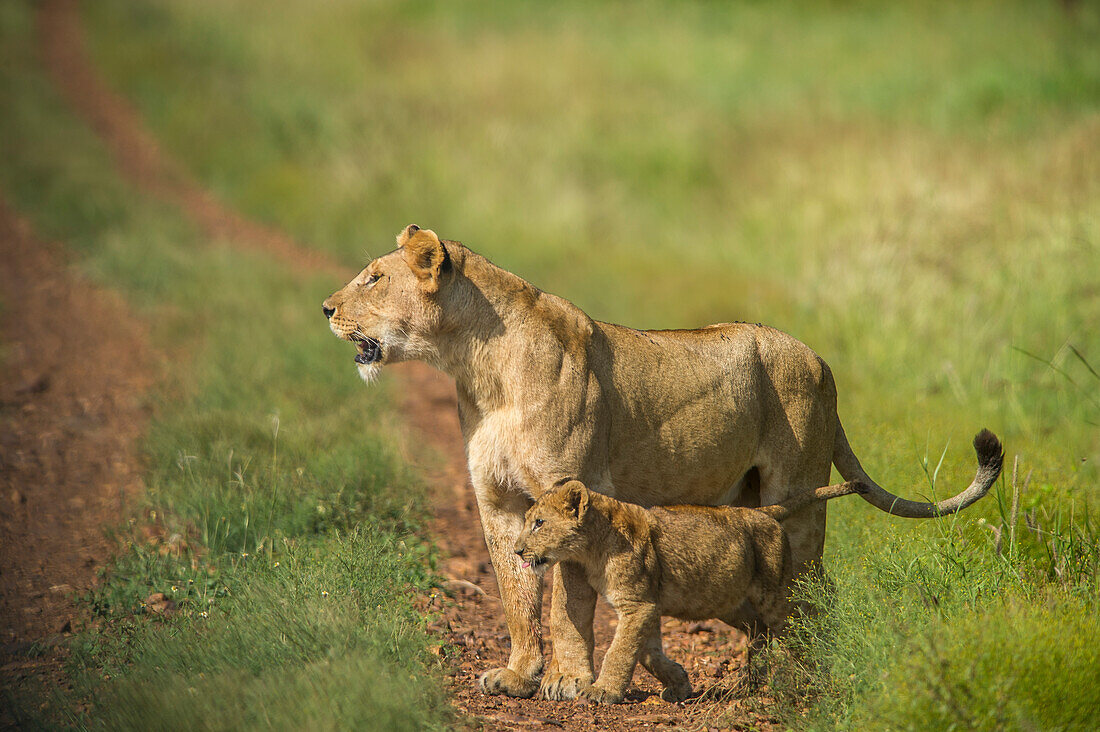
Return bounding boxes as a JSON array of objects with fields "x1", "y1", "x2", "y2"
[
  {"x1": 397, "y1": 225, "x2": 450, "y2": 291},
  {"x1": 560, "y1": 480, "x2": 590, "y2": 520}
]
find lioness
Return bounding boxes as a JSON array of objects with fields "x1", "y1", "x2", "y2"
[
  {"x1": 323, "y1": 225, "x2": 1003, "y2": 700},
  {"x1": 513, "y1": 479, "x2": 867, "y2": 704}
]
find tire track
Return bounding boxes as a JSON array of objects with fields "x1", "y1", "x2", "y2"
[{"x1": 0, "y1": 199, "x2": 153, "y2": 726}]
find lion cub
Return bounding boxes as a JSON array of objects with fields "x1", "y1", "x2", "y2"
[{"x1": 514, "y1": 479, "x2": 866, "y2": 705}]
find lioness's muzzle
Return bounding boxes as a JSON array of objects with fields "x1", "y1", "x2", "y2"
[{"x1": 354, "y1": 337, "x2": 383, "y2": 364}]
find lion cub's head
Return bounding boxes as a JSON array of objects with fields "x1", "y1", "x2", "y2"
[
  {"x1": 514, "y1": 481, "x2": 593, "y2": 576},
  {"x1": 322, "y1": 224, "x2": 452, "y2": 383}
]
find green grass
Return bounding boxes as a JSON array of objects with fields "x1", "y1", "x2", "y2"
[
  {"x1": 863, "y1": 594, "x2": 1100, "y2": 730},
  {"x1": 0, "y1": 2, "x2": 450, "y2": 728},
  {"x1": 758, "y1": 467, "x2": 1100, "y2": 729},
  {"x1": 3, "y1": 0, "x2": 1099, "y2": 727},
  {"x1": 73, "y1": 532, "x2": 446, "y2": 731}
]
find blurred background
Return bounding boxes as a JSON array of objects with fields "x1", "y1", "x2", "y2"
[{"x1": 1, "y1": 0, "x2": 1098, "y2": 729}]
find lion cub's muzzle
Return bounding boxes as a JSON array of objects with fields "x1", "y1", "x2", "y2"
[
  {"x1": 514, "y1": 537, "x2": 550, "y2": 572},
  {"x1": 513, "y1": 544, "x2": 550, "y2": 572}
]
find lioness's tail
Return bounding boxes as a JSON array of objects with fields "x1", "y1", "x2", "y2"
[
  {"x1": 833, "y1": 421, "x2": 1004, "y2": 518},
  {"x1": 758, "y1": 481, "x2": 867, "y2": 523}
]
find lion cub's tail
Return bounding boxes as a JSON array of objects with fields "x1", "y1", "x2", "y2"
[{"x1": 758, "y1": 481, "x2": 868, "y2": 523}]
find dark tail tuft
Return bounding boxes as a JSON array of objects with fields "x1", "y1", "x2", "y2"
[{"x1": 973, "y1": 428, "x2": 1004, "y2": 474}]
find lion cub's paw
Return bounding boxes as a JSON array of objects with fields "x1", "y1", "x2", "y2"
[
  {"x1": 540, "y1": 671, "x2": 593, "y2": 701},
  {"x1": 660, "y1": 682, "x2": 693, "y2": 703},
  {"x1": 577, "y1": 682, "x2": 624, "y2": 706},
  {"x1": 478, "y1": 667, "x2": 538, "y2": 698}
]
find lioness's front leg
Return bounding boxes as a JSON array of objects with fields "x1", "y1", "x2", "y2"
[
  {"x1": 476, "y1": 487, "x2": 544, "y2": 698},
  {"x1": 541, "y1": 562, "x2": 597, "y2": 700},
  {"x1": 578, "y1": 600, "x2": 659, "y2": 705}
]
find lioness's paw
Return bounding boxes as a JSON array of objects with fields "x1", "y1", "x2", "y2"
[
  {"x1": 478, "y1": 667, "x2": 538, "y2": 698},
  {"x1": 540, "y1": 671, "x2": 593, "y2": 701},
  {"x1": 577, "y1": 682, "x2": 624, "y2": 706}
]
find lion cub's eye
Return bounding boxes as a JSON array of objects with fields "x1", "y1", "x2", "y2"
[
  {"x1": 363, "y1": 273, "x2": 381, "y2": 286},
  {"x1": 533, "y1": 518, "x2": 544, "y2": 529}
]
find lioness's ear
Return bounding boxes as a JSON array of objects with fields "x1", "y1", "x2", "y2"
[
  {"x1": 561, "y1": 480, "x2": 590, "y2": 520},
  {"x1": 395, "y1": 224, "x2": 420, "y2": 247},
  {"x1": 397, "y1": 226, "x2": 450, "y2": 291}
]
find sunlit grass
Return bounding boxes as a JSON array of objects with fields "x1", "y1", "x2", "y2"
[{"x1": 73, "y1": 530, "x2": 447, "y2": 731}]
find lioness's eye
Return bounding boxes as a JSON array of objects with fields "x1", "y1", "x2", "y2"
[
  {"x1": 533, "y1": 518, "x2": 544, "y2": 529},
  {"x1": 364, "y1": 273, "x2": 381, "y2": 286}
]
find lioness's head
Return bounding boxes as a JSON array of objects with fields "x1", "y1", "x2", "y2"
[
  {"x1": 322, "y1": 224, "x2": 452, "y2": 383},
  {"x1": 514, "y1": 481, "x2": 592, "y2": 576}
]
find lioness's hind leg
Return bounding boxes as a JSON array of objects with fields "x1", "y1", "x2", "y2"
[
  {"x1": 758, "y1": 453, "x2": 832, "y2": 622},
  {"x1": 639, "y1": 630, "x2": 692, "y2": 702}
]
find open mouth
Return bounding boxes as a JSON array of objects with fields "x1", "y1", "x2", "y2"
[
  {"x1": 521, "y1": 556, "x2": 549, "y2": 570},
  {"x1": 353, "y1": 336, "x2": 383, "y2": 365}
]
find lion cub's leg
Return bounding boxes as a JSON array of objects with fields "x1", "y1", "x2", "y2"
[
  {"x1": 726, "y1": 588, "x2": 792, "y2": 692},
  {"x1": 725, "y1": 521, "x2": 795, "y2": 690},
  {"x1": 541, "y1": 563, "x2": 597, "y2": 700},
  {"x1": 578, "y1": 601, "x2": 659, "y2": 705},
  {"x1": 639, "y1": 629, "x2": 692, "y2": 702},
  {"x1": 719, "y1": 610, "x2": 771, "y2": 692}
]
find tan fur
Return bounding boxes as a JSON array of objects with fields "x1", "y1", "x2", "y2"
[
  {"x1": 322, "y1": 226, "x2": 1004, "y2": 700},
  {"x1": 513, "y1": 480, "x2": 864, "y2": 704}
]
